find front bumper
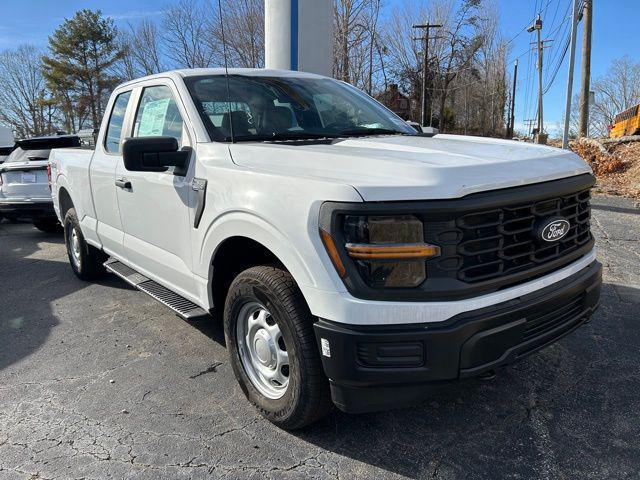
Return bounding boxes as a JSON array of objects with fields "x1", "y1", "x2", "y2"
[
  {"x1": 314, "y1": 260, "x2": 602, "y2": 413},
  {"x1": 0, "y1": 199, "x2": 56, "y2": 220}
]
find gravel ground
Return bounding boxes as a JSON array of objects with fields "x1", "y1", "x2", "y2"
[{"x1": 0, "y1": 195, "x2": 639, "y2": 480}]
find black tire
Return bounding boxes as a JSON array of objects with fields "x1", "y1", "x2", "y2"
[
  {"x1": 224, "y1": 266, "x2": 332, "y2": 430},
  {"x1": 5, "y1": 214, "x2": 18, "y2": 223},
  {"x1": 34, "y1": 219, "x2": 62, "y2": 233},
  {"x1": 63, "y1": 208, "x2": 107, "y2": 280}
]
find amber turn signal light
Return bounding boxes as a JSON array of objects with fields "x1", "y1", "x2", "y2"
[
  {"x1": 345, "y1": 243, "x2": 440, "y2": 260},
  {"x1": 320, "y1": 229, "x2": 347, "y2": 278}
]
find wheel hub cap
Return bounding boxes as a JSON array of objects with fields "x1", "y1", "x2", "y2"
[
  {"x1": 70, "y1": 228, "x2": 81, "y2": 267},
  {"x1": 253, "y1": 330, "x2": 275, "y2": 367},
  {"x1": 236, "y1": 302, "x2": 289, "y2": 399}
]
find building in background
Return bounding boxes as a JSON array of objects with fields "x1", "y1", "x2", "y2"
[{"x1": 376, "y1": 84, "x2": 412, "y2": 120}]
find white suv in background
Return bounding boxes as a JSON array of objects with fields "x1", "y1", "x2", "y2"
[{"x1": 0, "y1": 135, "x2": 79, "y2": 230}]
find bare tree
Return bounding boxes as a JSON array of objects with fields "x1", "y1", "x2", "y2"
[
  {"x1": 0, "y1": 45, "x2": 57, "y2": 138},
  {"x1": 333, "y1": 0, "x2": 371, "y2": 84},
  {"x1": 432, "y1": 0, "x2": 483, "y2": 130},
  {"x1": 590, "y1": 56, "x2": 640, "y2": 137},
  {"x1": 207, "y1": 0, "x2": 264, "y2": 68},
  {"x1": 118, "y1": 20, "x2": 165, "y2": 80},
  {"x1": 380, "y1": 0, "x2": 506, "y2": 135},
  {"x1": 162, "y1": 0, "x2": 216, "y2": 68}
]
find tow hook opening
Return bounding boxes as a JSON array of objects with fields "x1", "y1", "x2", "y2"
[{"x1": 478, "y1": 370, "x2": 496, "y2": 381}]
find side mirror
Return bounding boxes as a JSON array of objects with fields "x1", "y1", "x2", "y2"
[{"x1": 122, "y1": 136, "x2": 190, "y2": 175}]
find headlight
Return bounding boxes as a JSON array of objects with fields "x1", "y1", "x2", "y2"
[{"x1": 321, "y1": 214, "x2": 440, "y2": 288}]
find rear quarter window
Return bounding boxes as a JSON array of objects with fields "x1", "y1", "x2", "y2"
[{"x1": 104, "y1": 91, "x2": 132, "y2": 153}]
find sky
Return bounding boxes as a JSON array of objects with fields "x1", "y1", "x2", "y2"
[{"x1": 0, "y1": 0, "x2": 637, "y2": 137}]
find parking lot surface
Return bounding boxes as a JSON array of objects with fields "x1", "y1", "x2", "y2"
[{"x1": 1, "y1": 195, "x2": 639, "y2": 480}]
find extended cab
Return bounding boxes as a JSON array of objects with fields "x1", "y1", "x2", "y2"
[{"x1": 50, "y1": 69, "x2": 601, "y2": 429}]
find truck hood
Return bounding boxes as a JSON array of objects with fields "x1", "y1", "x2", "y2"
[{"x1": 229, "y1": 134, "x2": 592, "y2": 201}]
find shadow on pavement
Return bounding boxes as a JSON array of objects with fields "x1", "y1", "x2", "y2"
[{"x1": 0, "y1": 222, "x2": 129, "y2": 372}]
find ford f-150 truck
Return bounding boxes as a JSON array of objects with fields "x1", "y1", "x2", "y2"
[{"x1": 50, "y1": 69, "x2": 601, "y2": 429}]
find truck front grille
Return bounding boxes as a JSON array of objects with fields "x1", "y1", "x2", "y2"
[
  {"x1": 320, "y1": 173, "x2": 596, "y2": 301},
  {"x1": 453, "y1": 188, "x2": 592, "y2": 283}
]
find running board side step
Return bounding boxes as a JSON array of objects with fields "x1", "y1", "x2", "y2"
[{"x1": 104, "y1": 258, "x2": 210, "y2": 321}]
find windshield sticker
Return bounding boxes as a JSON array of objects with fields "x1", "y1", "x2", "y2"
[{"x1": 138, "y1": 98, "x2": 171, "y2": 136}]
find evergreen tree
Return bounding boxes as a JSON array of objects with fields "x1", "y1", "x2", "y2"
[{"x1": 43, "y1": 9, "x2": 124, "y2": 129}]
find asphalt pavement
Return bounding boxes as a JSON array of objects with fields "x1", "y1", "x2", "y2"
[{"x1": 0, "y1": 195, "x2": 639, "y2": 479}]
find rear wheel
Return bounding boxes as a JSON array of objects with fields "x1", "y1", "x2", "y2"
[
  {"x1": 224, "y1": 266, "x2": 332, "y2": 430},
  {"x1": 63, "y1": 208, "x2": 107, "y2": 280},
  {"x1": 34, "y1": 219, "x2": 61, "y2": 233}
]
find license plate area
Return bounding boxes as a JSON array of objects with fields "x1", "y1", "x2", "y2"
[{"x1": 22, "y1": 171, "x2": 37, "y2": 183}]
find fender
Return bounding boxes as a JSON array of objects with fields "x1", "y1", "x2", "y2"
[{"x1": 197, "y1": 210, "x2": 319, "y2": 306}]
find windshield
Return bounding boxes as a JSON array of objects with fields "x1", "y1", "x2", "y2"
[{"x1": 185, "y1": 75, "x2": 417, "y2": 142}]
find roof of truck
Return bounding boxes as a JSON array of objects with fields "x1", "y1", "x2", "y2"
[{"x1": 119, "y1": 68, "x2": 328, "y2": 88}]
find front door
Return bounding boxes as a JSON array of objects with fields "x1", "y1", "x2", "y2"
[
  {"x1": 115, "y1": 82, "x2": 196, "y2": 299},
  {"x1": 89, "y1": 89, "x2": 133, "y2": 257}
]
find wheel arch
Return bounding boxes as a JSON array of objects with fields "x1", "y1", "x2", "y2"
[
  {"x1": 199, "y1": 212, "x2": 318, "y2": 319},
  {"x1": 57, "y1": 186, "x2": 75, "y2": 221}
]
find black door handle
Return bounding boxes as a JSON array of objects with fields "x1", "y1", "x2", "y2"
[{"x1": 115, "y1": 179, "x2": 131, "y2": 189}]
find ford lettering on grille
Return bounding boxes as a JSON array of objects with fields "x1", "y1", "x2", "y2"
[{"x1": 541, "y1": 219, "x2": 570, "y2": 242}]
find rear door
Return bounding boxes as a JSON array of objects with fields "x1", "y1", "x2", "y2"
[
  {"x1": 114, "y1": 81, "x2": 196, "y2": 298},
  {"x1": 90, "y1": 89, "x2": 134, "y2": 257}
]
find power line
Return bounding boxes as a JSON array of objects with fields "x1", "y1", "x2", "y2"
[
  {"x1": 543, "y1": 33, "x2": 570, "y2": 93},
  {"x1": 542, "y1": 0, "x2": 584, "y2": 93}
]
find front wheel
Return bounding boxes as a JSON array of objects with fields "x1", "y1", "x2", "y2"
[
  {"x1": 63, "y1": 208, "x2": 107, "y2": 280},
  {"x1": 224, "y1": 266, "x2": 332, "y2": 430}
]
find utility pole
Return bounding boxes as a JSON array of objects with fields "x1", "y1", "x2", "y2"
[
  {"x1": 562, "y1": 0, "x2": 580, "y2": 149},
  {"x1": 579, "y1": 0, "x2": 592, "y2": 137},
  {"x1": 528, "y1": 15, "x2": 545, "y2": 143},
  {"x1": 507, "y1": 60, "x2": 518, "y2": 138},
  {"x1": 412, "y1": 23, "x2": 442, "y2": 128}
]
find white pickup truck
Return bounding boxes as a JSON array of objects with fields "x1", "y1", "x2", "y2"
[{"x1": 50, "y1": 68, "x2": 601, "y2": 429}]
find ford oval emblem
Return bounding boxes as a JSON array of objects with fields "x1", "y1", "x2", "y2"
[{"x1": 540, "y1": 219, "x2": 570, "y2": 242}]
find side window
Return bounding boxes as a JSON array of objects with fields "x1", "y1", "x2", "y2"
[
  {"x1": 133, "y1": 85, "x2": 185, "y2": 146},
  {"x1": 104, "y1": 91, "x2": 131, "y2": 153}
]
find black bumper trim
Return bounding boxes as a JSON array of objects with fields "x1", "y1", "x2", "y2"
[
  {"x1": 0, "y1": 202, "x2": 56, "y2": 219},
  {"x1": 314, "y1": 260, "x2": 602, "y2": 413}
]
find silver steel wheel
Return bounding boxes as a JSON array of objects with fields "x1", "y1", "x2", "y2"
[
  {"x1": 236, "y1": 302, "x2": 289, "y2": 399},
  {"x1": 70, "y1": 227, "x2": 81, "y2": 269}
]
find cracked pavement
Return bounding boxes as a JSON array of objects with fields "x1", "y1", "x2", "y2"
[{"x1": 1, "y1": 195, "x2": 639, "y2": 479}]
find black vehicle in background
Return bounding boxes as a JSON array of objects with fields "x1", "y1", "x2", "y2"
[{"x1": 0, "y1": 145, "x2": 15, "y2": 165}]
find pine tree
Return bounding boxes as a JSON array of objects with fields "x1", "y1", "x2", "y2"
[{"x1": 43, "y1": 9, "x2": 124, "y2": 129}]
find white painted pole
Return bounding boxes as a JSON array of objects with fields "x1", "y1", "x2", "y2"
[
  {"x1": 265, "y1": 0, "x2": 292, "y2": 70},
  {"x1": 264, "y1": 0, "x2": 333, "y2": 76}
]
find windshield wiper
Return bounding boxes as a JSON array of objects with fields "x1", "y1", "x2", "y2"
[
  {"x1": 337, "y1": 127, "x2": 412, "y2": 137},
  {"x1": 226, "y1": 131, "x2": 338, "y2": 142}
]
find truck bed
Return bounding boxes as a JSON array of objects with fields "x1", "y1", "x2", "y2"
[{"x1": 49, "y1": 147, "x2": 95, "y2": 222}]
